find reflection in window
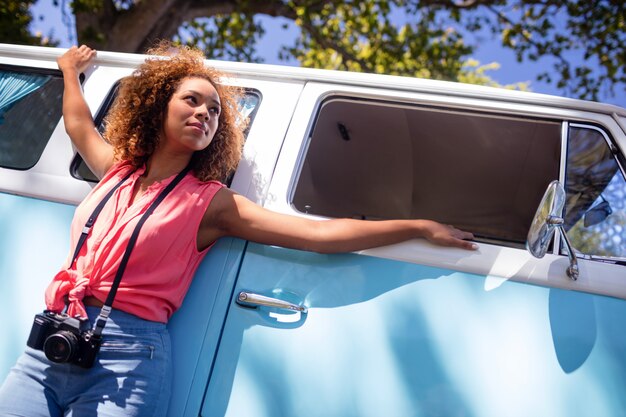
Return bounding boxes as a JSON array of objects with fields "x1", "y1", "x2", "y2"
[
  {"x1": 0, "y1": 68, "x2": 64, "y2": 169},
  {"x1": 565, "y1": 126, "x2": 626, "y2": 258},
  {"x1": 0, "y1": 73, "x2": 49, "y2": 123}
]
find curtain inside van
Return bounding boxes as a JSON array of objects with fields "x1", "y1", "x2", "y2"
[{"x1": 0, "y1": 72, "x2": 50, "y2": 124}]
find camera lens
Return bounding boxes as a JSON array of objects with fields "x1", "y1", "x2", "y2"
[{"x1": 44, "y1": 331, "x2": 79, "y2": 363}]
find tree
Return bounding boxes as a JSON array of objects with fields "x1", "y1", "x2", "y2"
[
  {"x1": 0, "y1": 0, "x2": 56, "y2": 46},
  {"x1": 6, "y1": 1, "x2": 626, "y2": 100}
]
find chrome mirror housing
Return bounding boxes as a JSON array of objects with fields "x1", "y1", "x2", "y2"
[
  {"x1": 526, "y1": 180, "x2": 579, "y2": 280},
  {"x1": 527, "y1": 180, "x2": 565, "y2": 258}
]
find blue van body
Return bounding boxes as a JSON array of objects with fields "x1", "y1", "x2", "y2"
[{"x1": 1, "y1": 44, "x2": 625, "y2": 416}]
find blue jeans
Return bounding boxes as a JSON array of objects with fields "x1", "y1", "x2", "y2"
[{"x1": 0, "y1": 307, "x2": 172, "y2": 417}]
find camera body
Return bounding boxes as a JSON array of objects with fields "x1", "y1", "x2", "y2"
[{"x1": 27, "y1": 310, "x2": 101, "y2": 368}]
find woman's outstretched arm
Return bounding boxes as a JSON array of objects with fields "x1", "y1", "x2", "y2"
[
  {"x1": 199, "y1": 188, "x2": 477, "y2": 253},
  {"x1": 57, "y1": 45, "x2": 114, "y2": 179}
]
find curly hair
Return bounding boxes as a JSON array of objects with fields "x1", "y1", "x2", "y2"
[{"x1": 103, "y1": 41, "x2": 245, "y2": 182}]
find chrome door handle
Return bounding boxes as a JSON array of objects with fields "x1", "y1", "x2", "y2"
[{"x1": 237, "y1": 291, "x2": 308, "y2": 314}]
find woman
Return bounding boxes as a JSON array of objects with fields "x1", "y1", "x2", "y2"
[{"x1": 0, "y1": 43, "x2": 476, "y2": 416}]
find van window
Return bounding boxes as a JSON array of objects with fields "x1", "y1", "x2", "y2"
[
  {"x1": 564, "y1": 125, "x2": 626, "y2": 258},
  {"x1": 292, "y1": 97, "x2": 561, "y2": 246},
  {"x1": 0, "y1": 66, "x2": 64, "y2": 170},
  {"x1": 71, "y1": 87, "x2": 262, "y2": 183}
]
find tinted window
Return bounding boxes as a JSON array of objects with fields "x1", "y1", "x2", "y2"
[
  {"x1": 564, "y1": 125, "x2": 626, "y2": 258},
  {"x1": 0, "y1": 66, "x2": 64, "y2": 170},
  {"x1": 293, "y1": 97, "x2": 561, "y2": 246}
]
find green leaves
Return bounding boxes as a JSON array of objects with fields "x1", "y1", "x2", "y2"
[
  {"x1": 482, "y1": 0, "x2": 625, "y2": 101},
  {"x1": 0, "y1": 0, "x2": 57, "y2": 46},
  {"x1": 286, "y1": 1, "x2": 473, "y2": 82},
  {"x1": 70, "y1": 0, "x2": 104, "y2": 13},
  {"x1": 5, "y1": 0, "x2": 623, "y2": 102},
  {"x1": 176, "y1": 14, "x2": 265, "y2": 63}
]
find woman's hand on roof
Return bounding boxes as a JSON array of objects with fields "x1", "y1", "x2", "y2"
[{"x1": 57, "y1": 45, "x2": 97, "y2": 75}]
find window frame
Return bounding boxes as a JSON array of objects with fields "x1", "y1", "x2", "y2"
[
  {"x1": 555, "y1": 121, "x2": 626, "y2": 264},
  {"x1": 289, "y1": 93, "x2": 563, "y2": 248}
]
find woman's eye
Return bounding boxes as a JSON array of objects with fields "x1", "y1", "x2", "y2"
[
  {"x1": 209, "y1": 107, "x2": 221, "y2": 115},
  {"x1": 185, "y1": 96, "x2": 197, "y2": 104}
]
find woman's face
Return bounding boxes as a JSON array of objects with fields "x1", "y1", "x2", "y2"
[{"x1": 161, "y1": 76, "x2": 221, "y2": 154}]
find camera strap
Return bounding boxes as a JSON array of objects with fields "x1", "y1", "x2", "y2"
[
  {"x1": 69, "y1": 171, "x2": 134, "y2": 268},
  {"x1": 68, "y1": 165, "x2": 191, "y2": 337}
]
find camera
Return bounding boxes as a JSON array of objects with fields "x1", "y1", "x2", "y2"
[{"x1": 27, "y1": 310, "x2": 101, "y2": 368}]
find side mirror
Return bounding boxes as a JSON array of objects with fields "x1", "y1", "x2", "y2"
[
  {"x1": 526, "y1": 180, "x2": 565, "y2": 258},
  {"x1": 526, "y1": 181, "x2": 580, "y2": 280}
]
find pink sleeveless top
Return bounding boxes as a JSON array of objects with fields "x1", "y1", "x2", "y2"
[{"x1": 45, "y1": 161, "x2": 224, "y2": 323}]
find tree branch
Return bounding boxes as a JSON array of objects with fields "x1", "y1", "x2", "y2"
[
  {"x1": 483, "y1": 3, "x2": 569, "y2": 68},
  {"x1": 298, "y1": 18, "x2": 371, "y2": 70}
]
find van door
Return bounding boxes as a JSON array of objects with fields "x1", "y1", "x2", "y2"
[{"x1": 199, "y1": 82, "x2": 626, "y2": 417}]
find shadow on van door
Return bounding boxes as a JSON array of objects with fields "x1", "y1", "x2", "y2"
[
  {"x1": 201, "y1": 244, "x2": 478, "y2": 417},
  {"x1": 548, "y1": 286, "x2": 597, "y2": 373},
  {"x1": 173, "y1": 239, "x2": 626, "y2": 417}
]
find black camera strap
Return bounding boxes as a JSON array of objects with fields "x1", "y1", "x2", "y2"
[
  {"x1": 69, "y1": 171, "x2": 134, "y2": 267},
  {"x1": 93, "y1": 166, "x2": 191, "y2": 336},
  {"x1": 68, "y1": 165, "x2": 191, "y2": 337}
]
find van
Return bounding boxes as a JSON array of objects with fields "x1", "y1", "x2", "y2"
[{"x1": 1, "y1": 43, "x2": 625, "y2": 417}]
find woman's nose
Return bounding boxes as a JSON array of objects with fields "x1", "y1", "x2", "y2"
[{"x1": 196, "y1": 108, "x2": 209, "y2": 121}]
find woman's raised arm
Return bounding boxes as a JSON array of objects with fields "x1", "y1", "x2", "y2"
[
  {"x1": 57, "y1": 45, "x2": 114, "y2": 179},
  {"x1": 199, "y1": 188, "x2": 478, "y2": 253}
]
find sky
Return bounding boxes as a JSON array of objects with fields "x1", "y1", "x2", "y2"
[{"x1": 29, "y1": 1, "x2": 625, "y2": 108}]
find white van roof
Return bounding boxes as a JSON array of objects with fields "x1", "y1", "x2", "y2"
[{"x1": 1, "y1": 42, "x2": 625, "y2": 118}]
